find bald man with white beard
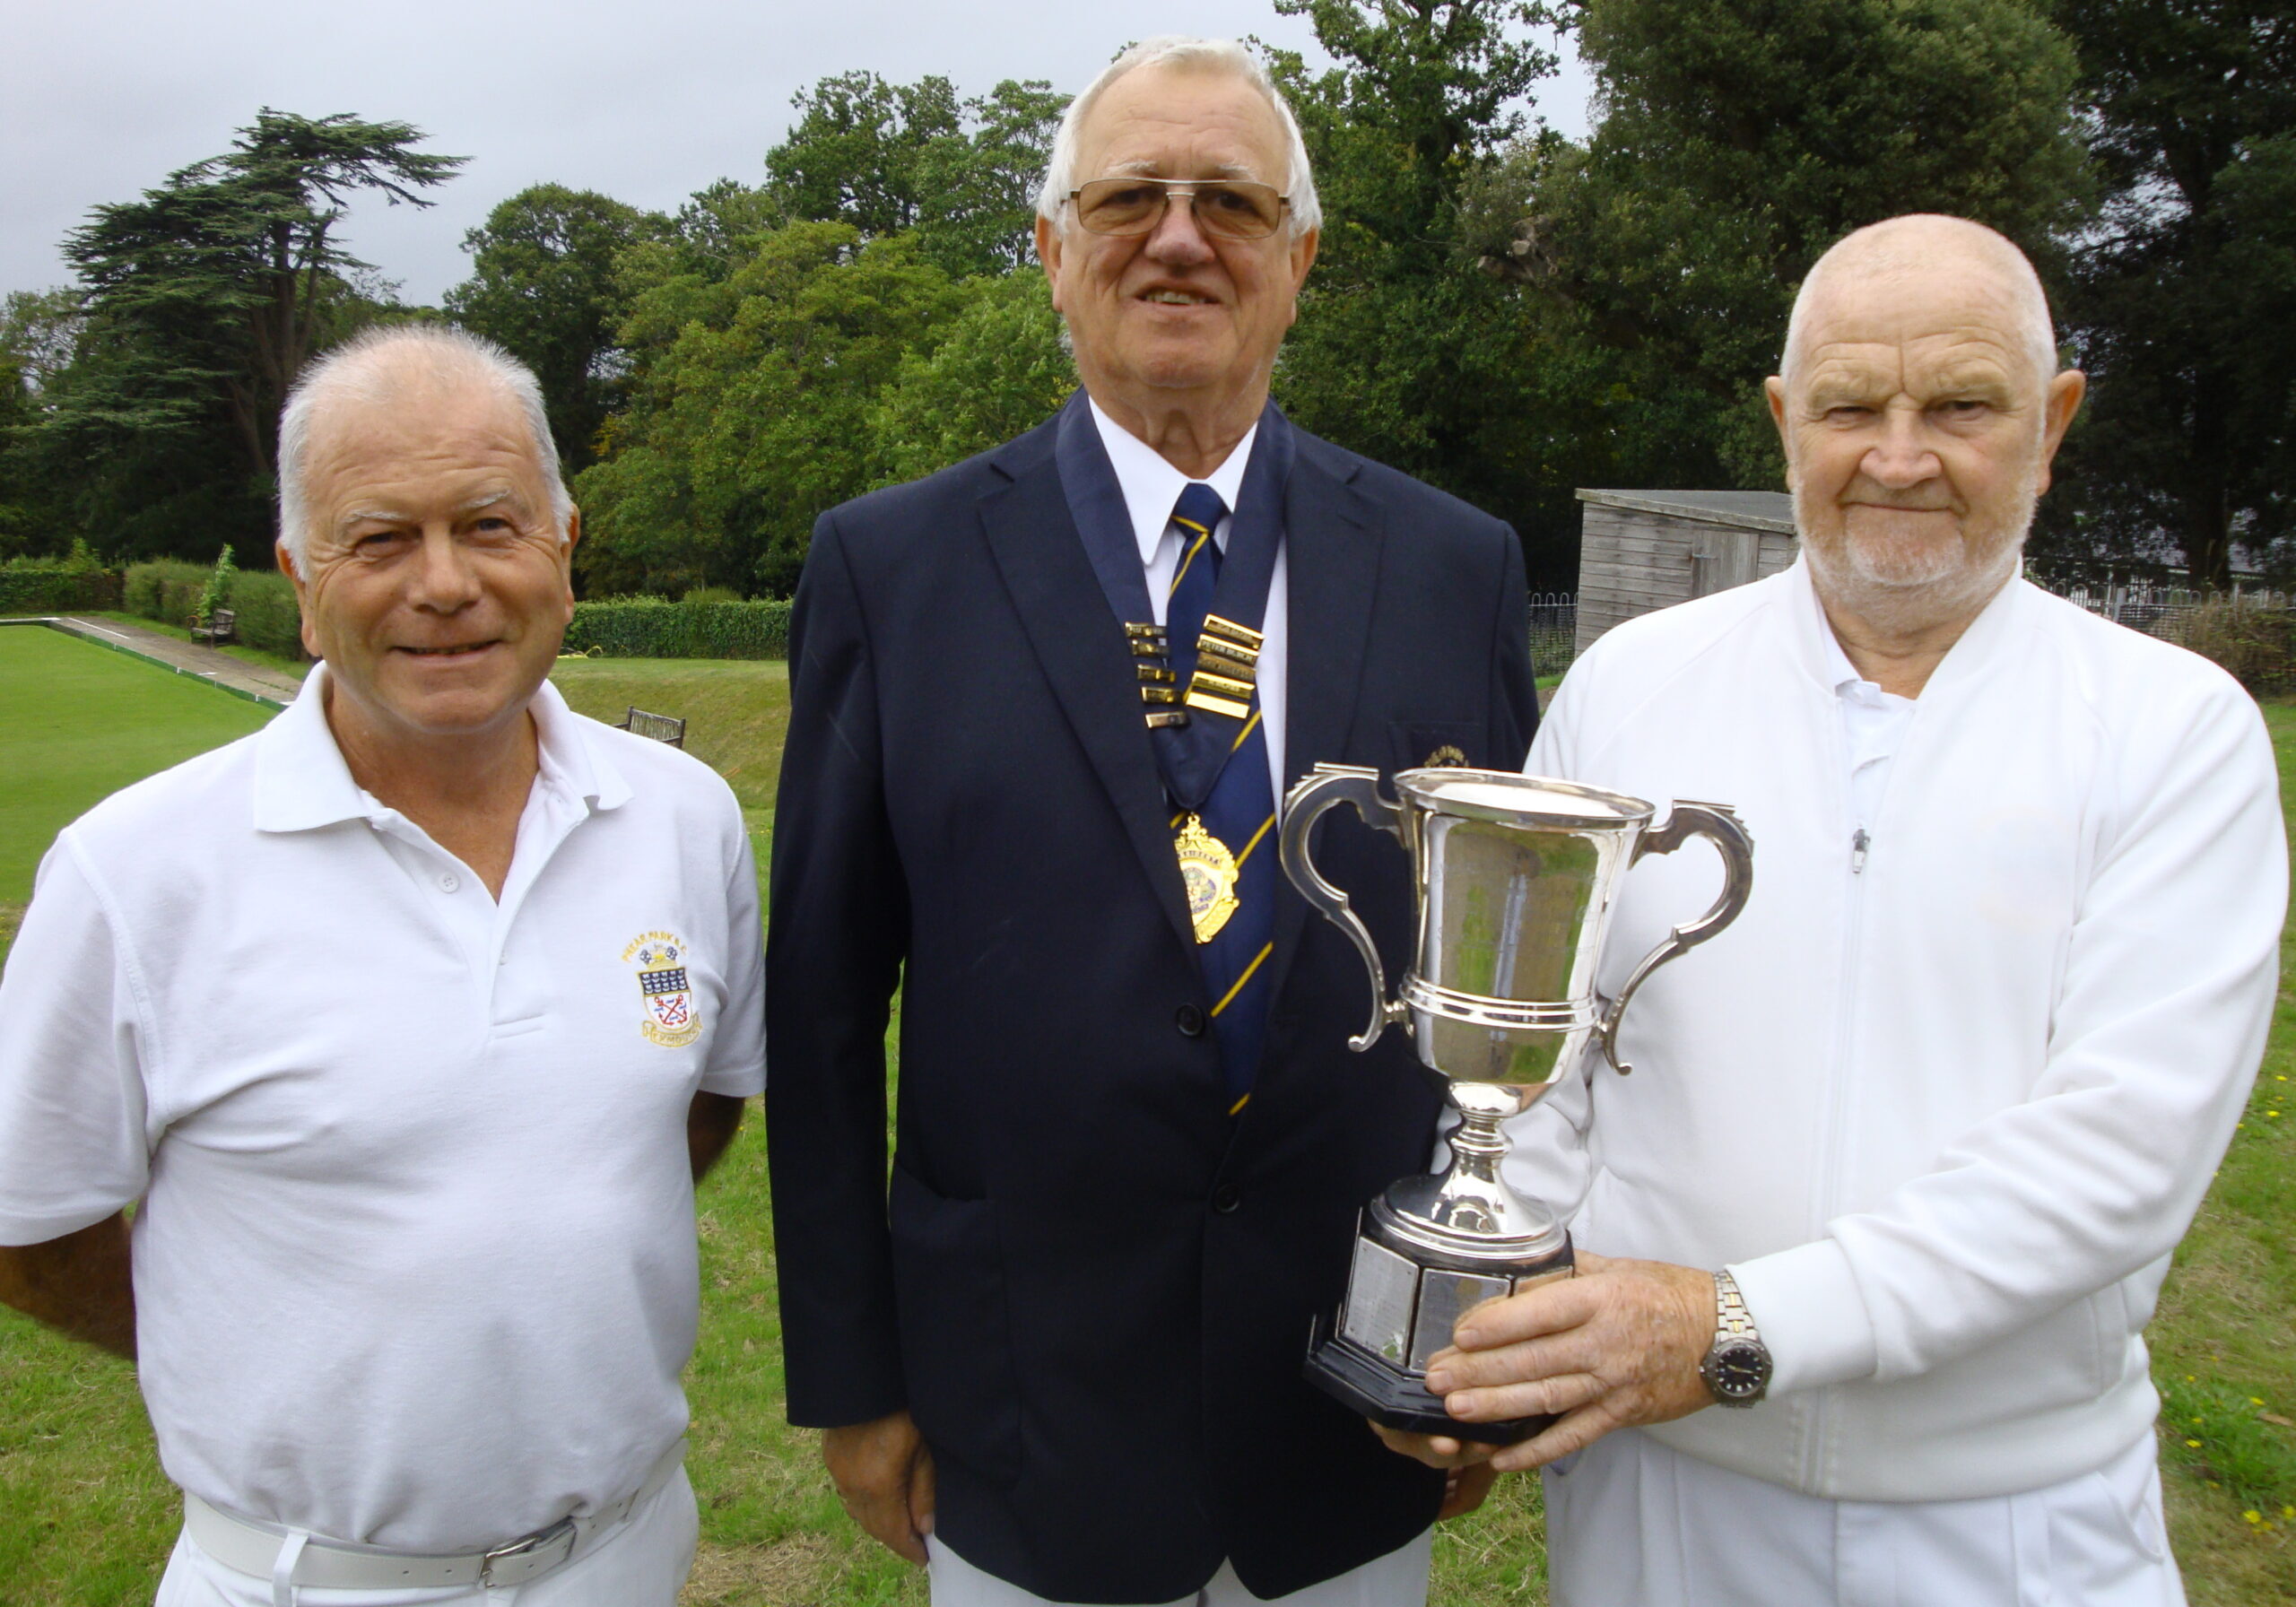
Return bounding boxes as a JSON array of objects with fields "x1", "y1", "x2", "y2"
[{"x1": 1383, "y1": 216, "x2": 2284, "y2": 1603}]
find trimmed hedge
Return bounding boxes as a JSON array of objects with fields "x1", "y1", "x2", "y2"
[
  {"x1": 118, "y1": 570, "x2": 792, "y2": 663},
  {"x1": 0, "y1": 567, "x2": 123, "y2": 612},
  {"x1": 565, "y1": 597, "x2": 793, "y2": 659},
  {"x1": 123, "y1": 561, "x2": 307, "y2": 661},
  {"x1": 123, "y1": 560, "x2": 209, "y2": 627},
  {"x1": 222, "y1": 571, "x2": 305, "y2": 660}
]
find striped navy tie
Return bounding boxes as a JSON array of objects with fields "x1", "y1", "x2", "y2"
[{"x1": 1165, "y1": 482, "x2": 1277, "y2": 1110}]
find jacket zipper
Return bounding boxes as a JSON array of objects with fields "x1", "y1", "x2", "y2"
[{"x1": 1800, "y1": 818, "x2": 1871, "y2": 1491}]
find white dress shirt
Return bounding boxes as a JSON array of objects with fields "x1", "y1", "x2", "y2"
[{"x1": 1089, "y1": 398, "x2": 1290, "y2": 803}]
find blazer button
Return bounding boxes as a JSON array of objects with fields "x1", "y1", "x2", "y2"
[
  {"x1": 1211, "y1": 1183, "x2": 1241, "y2": 1214},
  {"x1": 1175, "y1": 1003, "x2": 1207, "y2": 1038}
]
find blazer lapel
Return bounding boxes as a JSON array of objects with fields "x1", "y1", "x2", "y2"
[
  {"x1": 978, "y1": 433, "x2": 1198, "y2": 953},
  {"x1": 1266, "y1": 441, "x2": 1384, "y2": 1012}
]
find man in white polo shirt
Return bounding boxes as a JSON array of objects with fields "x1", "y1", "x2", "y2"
[{"x1": 0, "y1": 325, "x2": 762, "y2": 1604}]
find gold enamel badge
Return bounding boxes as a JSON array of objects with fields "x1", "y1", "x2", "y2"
[
  {"x1": 1424, "y1": 743, "x2": 1469, "y2": 769},
  {"x1": 1175, "y1": 815, "x2": 1240, "y2": 943}
]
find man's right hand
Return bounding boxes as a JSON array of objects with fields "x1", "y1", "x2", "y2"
[{"x1": 823, "y1": 1409, "x2": 935, "y2": 1566}]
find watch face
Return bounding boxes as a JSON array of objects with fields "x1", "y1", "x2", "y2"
[{"x1": 1709, "y1": 1339, "x2": 1771, "y2": 1399}]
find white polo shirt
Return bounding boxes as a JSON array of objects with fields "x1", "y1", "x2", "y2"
[{"x1": 0, "y1": 666, "x2": 764, "y2": 1552}]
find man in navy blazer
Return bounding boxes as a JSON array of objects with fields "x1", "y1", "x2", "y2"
[{"x1": 766, "y1": 36, "x2": 1538, "y2": 1606}]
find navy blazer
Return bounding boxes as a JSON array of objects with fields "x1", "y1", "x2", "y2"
[{"x1": 765, "y1": 404, "x2": 1538, "y2": 1602}]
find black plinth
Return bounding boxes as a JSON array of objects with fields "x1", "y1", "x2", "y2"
[{"x1": 1305, "y1": 1314, "x2": 1556, "y2": 1446}]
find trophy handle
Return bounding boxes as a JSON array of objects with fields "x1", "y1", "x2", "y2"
[
  {"x1": 1279, "y1": 763, "x2": 1411, "y2": 1052},
  {"x1": 1596, "y1": 801, "x2": 1754, "y2": 1074}
]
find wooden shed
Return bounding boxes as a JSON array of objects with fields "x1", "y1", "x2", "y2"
[{"x1": 1573, "y1": 490, "x2": 1799, "y2": 655}]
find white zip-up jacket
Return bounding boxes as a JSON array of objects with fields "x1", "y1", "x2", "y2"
[{"x1": 1511, "y1": 560, "x2": 2283, "y2": 1500}]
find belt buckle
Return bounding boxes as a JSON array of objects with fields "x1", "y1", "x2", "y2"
[{"x1": 480, "y1": 1516, "x2": 578, "y2": 1588}]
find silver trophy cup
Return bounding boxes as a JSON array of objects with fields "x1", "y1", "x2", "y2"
[{"x1": 1281, "y1": 764, "x2": 1753, "y2": 1442}]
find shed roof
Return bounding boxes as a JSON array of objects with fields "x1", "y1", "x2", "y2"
[{"x1": 1576, "y1": 489, "x2": 1796, "y2": 535}]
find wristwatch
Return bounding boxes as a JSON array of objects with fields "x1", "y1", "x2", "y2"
[{"x1": 1699, "y1": 1269, "x2": 1772, "y2": 1408}]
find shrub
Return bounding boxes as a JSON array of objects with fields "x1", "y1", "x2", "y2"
[
  {"x1": 0, "y1": 558, "x2": 123, "y2": 612},
  {"x1": 564, "y1": 596, "x2": 793, "y2": 659},
  {"x1": 2163, "y1": 596, "x2": 2294, "y2": 692},
  {"x1": 120, "y1": 561, "x2": 305, "y2": 659},
  {"x1": 681, "y1": 585, "x2": 744, "y2": 604},
  {"x1": 224, "y1": 570, "x2": 304, "y2": 659},
  {"x1": 194, "y1": 545, "x2": 239, "y2": 629},
  {"x1": 124, "y1": 560, "x2": 213, "y2": 629}
]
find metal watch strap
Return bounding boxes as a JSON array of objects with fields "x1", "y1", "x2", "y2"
[
  {"x1": 1700, "y1": 1268, "x2": 1771, "y2": 1407},
  {"x1": 1714, "y1": 1267, "x2": 1756, "y2": 1341}
]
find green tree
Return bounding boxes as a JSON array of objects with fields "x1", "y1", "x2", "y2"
[
  {"x1": 765, "y1": 72, "x2": 1066, "y2": 278},
  {"x1": 574, "y1": 223, "x2": 969, "y2": 597},
  {"x1": 0, "y1": 290, "x2": 83, "y2": 397},
  {"x1": 1265, "y1": 0, "x2": 1578, "y2": 574},
  {"x1": 2048, "y1": 0, "x2": 2296, "y2": 586},
  {"x1": 0, "y1": 291, "x2": 84, "y2": 558},
  {"x1": 767, "y1": 73, "x2": 966, "y2": 238},
  {"x1": 38, "y1": 110, "x2": 460, "y2": 557},
  {"x1": 445, "y1": 185, "x2": 669, "y2": 475},
  {"x1": 1501, "y1": 0, "x2": 2091, "y2": 488},
  {"x1": 871, "y1": 270, "x2": 1074, "y2": 484}
]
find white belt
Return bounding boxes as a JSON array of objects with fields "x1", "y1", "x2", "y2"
[{"x1": 182, "y1": 1438, "x2": 684, "y2": 1595}]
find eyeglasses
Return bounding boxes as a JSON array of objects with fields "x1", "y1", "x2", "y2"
[{"x1": 1066, "y1": 178, "x2": 1291, "y2": 241}]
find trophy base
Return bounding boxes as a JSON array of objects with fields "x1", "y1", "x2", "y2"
[{"x1": 1305, "y1": 1315, "x2": 1556, "y2": 1446}]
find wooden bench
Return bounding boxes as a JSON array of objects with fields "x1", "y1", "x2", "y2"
[
  {"x1": 615, "y1": 706, "x2": 687, "y2": 748},
  {"x1": 190, "y1": 607, "x2": 237, "y2": 646}
]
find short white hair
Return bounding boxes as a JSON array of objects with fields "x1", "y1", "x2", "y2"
[
  {"x1": 1781, "y1": 214, "x2": 2058, "y2": 392},
  {"x1": 1036, "y1": 37, "x2": 1323, "y2": 238},
  {"x1": 276, "y1": 324, "x2": 572, "y2": 564}
]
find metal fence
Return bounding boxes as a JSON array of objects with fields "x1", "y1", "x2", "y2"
[
  {"x1": 1527, "y1": 591, "x2": 1576, "y2": 676},
  {"x1": 2029, "y1": 576, "x2": 2292, "y2": 641}
]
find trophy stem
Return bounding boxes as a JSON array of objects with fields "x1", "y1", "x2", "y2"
[
  {"x1": 1365, "y1": 1092, "x2": 1566, "y2": 1261},
  {"x1": 1448, "y1": 1104, "x2": 1510, "y2": 1168}
]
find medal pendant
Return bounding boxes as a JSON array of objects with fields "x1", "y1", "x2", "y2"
[{"x1": 1175, "y1": 814, "x2": 1240, "y2": 943}]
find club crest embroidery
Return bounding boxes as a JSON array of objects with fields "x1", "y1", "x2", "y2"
[{"x1": 622, "y1": 931, "x2": 704, "y2": 1047}]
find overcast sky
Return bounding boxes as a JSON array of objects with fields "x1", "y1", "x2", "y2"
[{"x1": 3, "y1": 0, "x2": 1591, "y2": 308}]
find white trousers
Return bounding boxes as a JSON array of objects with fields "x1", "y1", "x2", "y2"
[
  {"x1": 926, "y1": 1527, "x2": 1433, "y2": 1606},
  {"x1": 152, "y1": 1468, "x2": 699, "y2": 1607},
  {"x1": 1543, "y1": 1428, "x2": 2184, "y2": 1607}
]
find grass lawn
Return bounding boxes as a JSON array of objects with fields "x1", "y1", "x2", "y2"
[
  {"x1": 0, "y1": 637, "x2": 2287, "y2": 1603},
  {"x1": 0, "y1": 627, "x2": 274, "y2": 908}
]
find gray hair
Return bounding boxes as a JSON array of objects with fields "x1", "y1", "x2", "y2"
[
  {"x1": 276, "y1": 324, "x2": 572, "y2": 564},
  {"x1": 1781, "y1": 214, "x2": 2058, "y2": 392},
  {"x1": 1036, "y1": 37, "x2": 1323, "y2": 239}
]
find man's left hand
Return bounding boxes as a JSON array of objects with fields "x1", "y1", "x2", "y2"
[
  {"x1": 1439, "y1": 1462, "x2": 1499, "y2": 1521},
  {"x1": 1422, "y1": 1252, "x2": 1715, "y2": 1473}
]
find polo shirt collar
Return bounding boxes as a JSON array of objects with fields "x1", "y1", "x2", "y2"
[
  {"x1": 252, "y1": 664, "x2": 631, "y2": 833},
  {"x1": 1087, "y1": 396, "x2": 1257, "y2": 566}
]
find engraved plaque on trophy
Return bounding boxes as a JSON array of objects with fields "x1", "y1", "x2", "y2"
[{"x1": 1280, "y1": 765, "x2": 1753, "y2": 1443}]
